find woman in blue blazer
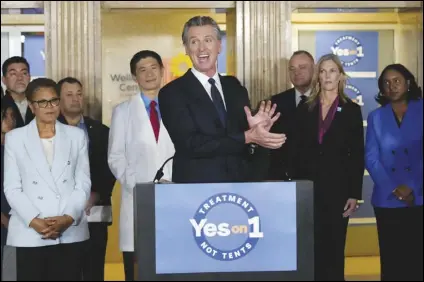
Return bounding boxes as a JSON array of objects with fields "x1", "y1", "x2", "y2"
[
  {"x1": 3, "y1": 78, "x2": 91, "y2": 281},
  {"x1": 365, "y1": 64, "x2": 422, "y2": 281}
]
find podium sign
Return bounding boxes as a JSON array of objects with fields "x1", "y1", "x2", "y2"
[{"x1": 134, "y1": 181, "x2": 314, "y2": 281}]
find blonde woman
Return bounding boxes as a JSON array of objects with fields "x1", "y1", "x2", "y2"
[{"x1": 290, "y1": 53, "x2": 365, "y2": 281}]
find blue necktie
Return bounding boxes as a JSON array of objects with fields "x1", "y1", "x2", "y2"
[{"x1": 208, "y1": 78, "x2": 227, "y2": 126}]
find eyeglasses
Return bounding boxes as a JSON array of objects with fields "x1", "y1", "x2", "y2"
[{"x1": 31, "y1": 97, "x2": 61, "y2": 108}]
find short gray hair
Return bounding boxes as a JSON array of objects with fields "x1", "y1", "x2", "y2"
[{"x1": 182, "y1": 16, "x2": 222, "y2": 45}]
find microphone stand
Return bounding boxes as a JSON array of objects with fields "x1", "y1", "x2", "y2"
[{"x1": 153, "y1": 155, "x2": 174, "y2": 183}]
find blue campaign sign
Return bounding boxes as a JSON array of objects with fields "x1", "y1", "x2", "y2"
[
  {"x1": 154, "y1": 182, "x2": 297, "y2": 274},
  {"x1": 345, "y1": 78, "x2": 380, "y2": 120},
  {"x1": 315, "y1": 31, "x2": 378, "y2": 72},
  {"x1": 316, "y1": 31, "x2": 380, "y2": 120}
]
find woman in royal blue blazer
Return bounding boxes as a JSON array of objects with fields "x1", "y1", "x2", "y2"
[{"x1": 365, "y1": 63, "x2": 423, "y2": 281}]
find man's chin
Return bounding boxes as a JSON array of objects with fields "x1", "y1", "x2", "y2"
[
  {"x1": 67, "y1": 109, "x2": 83, "y2": 115},
  {"x1": 10, "y1": 89, "x2": 26, "y2": 95}
]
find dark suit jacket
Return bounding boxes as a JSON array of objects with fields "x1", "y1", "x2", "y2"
[
  {"x1": 269, "y1": 88, "x2": 298, "y2": 180},
  {"x1": 2, "y1": 92, "x2": 34, "y2": 128},
  {"x1": 58, "y1": 115, "x2": 116, "y2": 207},
  {"x1": 159, "y1": 69, "x2": 267, "y2": 183},
  {"x1": 290, "y1": 99, "x2": 365, "y2": 209}
]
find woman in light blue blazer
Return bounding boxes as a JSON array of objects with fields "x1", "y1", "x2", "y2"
[
  {"x1": 3, "y1": 78, "x2": 91, "y2": 281},
  {"x1": 365, "y1": 64, "x2": 422, "y2": 281}
]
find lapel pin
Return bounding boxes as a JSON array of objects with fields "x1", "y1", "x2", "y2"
[
  {"x1": 337, "y1": 107, "x2": 342, "y2": 112},
  {"x1": 67, "y1": 161, "x2": 71, "y2": 165}
]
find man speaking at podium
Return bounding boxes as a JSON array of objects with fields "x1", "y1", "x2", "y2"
[{"x1": 159, "y1": 16, "x2": 286, "y2": 183}]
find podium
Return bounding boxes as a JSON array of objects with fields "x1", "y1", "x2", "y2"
[{"x1": 134, "y1": 181, "x2": 314, "y2": 281}]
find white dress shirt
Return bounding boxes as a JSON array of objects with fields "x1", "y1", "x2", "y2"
[
  {"x1": 295, "y1": 88, "x2": 312, "y2": 107},
  {"x1": 15, "y1": 98, "x2": 28, "y2": 122},
  {"x1": 191, "y1": 68, "x2": 227, "y2": 109}
]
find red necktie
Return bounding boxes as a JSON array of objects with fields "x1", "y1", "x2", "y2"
[{"x1": 149, "y1": 100, "x2": 160, "y2": 142}]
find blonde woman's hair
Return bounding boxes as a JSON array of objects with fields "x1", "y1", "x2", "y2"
[{"x1": 307, "y1": 53, "x2": 350, "y2": 110}]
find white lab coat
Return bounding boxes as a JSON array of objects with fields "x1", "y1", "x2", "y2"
[
  {"x1": 3, "y1": 120, "x2": 91, "y2": 247},
  {"x1": 108, "y1": 95, "x2": 174, "y2": 252}
]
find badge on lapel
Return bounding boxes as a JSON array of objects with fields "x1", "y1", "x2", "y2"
[{"x1": 337, "y1": 107, "x2": 342, "y2": 112}]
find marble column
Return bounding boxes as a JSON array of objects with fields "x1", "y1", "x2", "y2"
[
  {"x1": 236, "y1": 1, "x2": 292, "y2": 108},
  {"x1": 44, "y1": 1, "x2": 102, "y2": 119}
]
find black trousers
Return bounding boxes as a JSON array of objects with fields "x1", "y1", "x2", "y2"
[
  {"x1": 123, "y1": 251, "x2": 135, "y2": 281},
  {"x1": 314, "y1": 204, "x2": 349, "y2": 281},
  {"x1": 374, "y1": 206, "x2": 423, "y2": 281},
  {"x1": 81, "y1": 223, "x2": 109, "y2": 281},
  {"x1": 16, "y1": 241, "x2": 85, "y2": 281}
]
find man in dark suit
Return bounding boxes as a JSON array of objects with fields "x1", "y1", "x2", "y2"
[
  {"x1": 1, "y1": 56, "x2": 34, "y2": 128},
  {"x1": 159, "y1": 16, "x2": 286, "y2": 184},
  {"x1": 268, "y1": 50, "x2": 315, "y2": 180},
  {"x1": 57, "y1": 77, "x2": 116, "y2": 281}
]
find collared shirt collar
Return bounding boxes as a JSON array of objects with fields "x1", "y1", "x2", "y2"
[
  {"x1": 295, "y1": 88, "x2": 311, "y2": 106},
  {"x1": 77, "y1": 115, "x2": 87, "y2": 131},
  {"x1": 295, "y1": 88, "x2": 311, "y2": 98},
  {"x1": 140, "y1": 92, "x2": 159, "y2": 108},
  {"x1": 79, "y1": 115, "x2": 85, "y2": 125},
  {"x1": 191, "y1": 67, "x2": 221, "y2": 88}
]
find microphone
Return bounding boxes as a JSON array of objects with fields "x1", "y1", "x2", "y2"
[{"x1": 153, "y1": 155, "x2": 174, "y2": 183}]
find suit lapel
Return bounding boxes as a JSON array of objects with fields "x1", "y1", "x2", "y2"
[
  {"x1": 327, "y1": 101, "x2": 343, "y2": 134},
  {"x1": 183, "y1": 70, "x2": 222, "y2": 124},
  {"x1": 25, "y1": 107, "x2": 34, "y2": 125},
  {"x1": 401, "y1": 100, "x2": 421, "y2": 135},
  {"x1": 24, "y1": 120, "x2": 57, "y2": 193},
  {"x1": 220, "y1": 75, "x2": 241, "y2": 130},
  {"x1": 309, "y1": 104, "x2": 320, "y2": 144},
  {"x1": 318, "y1": 99, "x2": 344, "y2": 145},
  {"x1": 51, "y1": 121, "x2": 72, "y2": 183},
  {"x1": 84, "y1": 117, "x2": 94, "y2": 157},
  {"x1": 290, "y1": 89, "x2": 297, "y2": 109}
]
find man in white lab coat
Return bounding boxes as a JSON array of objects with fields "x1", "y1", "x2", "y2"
[{"x1": 108, "y1": 50, "x2": 175, "y2": 281}]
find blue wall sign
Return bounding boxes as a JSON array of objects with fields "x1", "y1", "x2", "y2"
[{"x1": 316, "y1": 31, "x2": 380, "y2": 120}]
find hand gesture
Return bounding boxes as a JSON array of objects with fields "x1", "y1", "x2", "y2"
[
  {"x1": 343, "y1": 198, "x2": 359, "y2": 218},
  {"x1": 29, "y1": 217, "x2": 60, "y2": 239},
  {"x1": 246, "y1": 121, "x2": 287, "y2": 149},
  {"x1": 42, "y1": 215, "x2": 74, "y2": 239},
  {"x1": 244, "y1": 100, "x2": 280, "y2": 131},
  {"x1": 393, "y1": 184, "x2": 415, "y2": 206}
]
